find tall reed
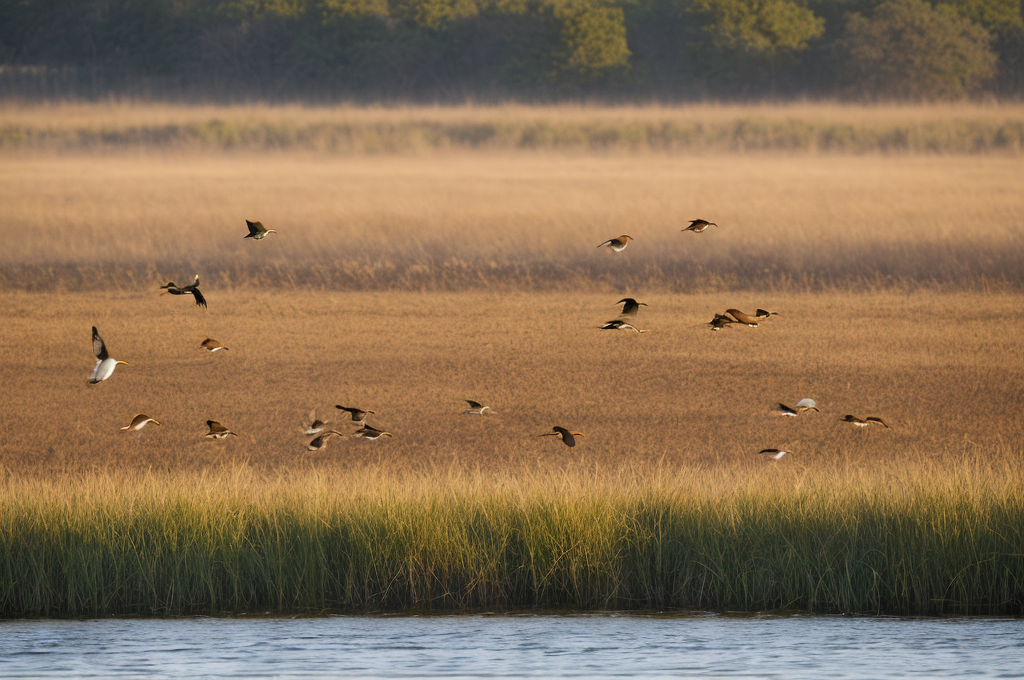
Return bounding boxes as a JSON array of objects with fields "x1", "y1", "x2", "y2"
[{"x1": 2, "y1": 461, "x2": 1021, "y2": 617}]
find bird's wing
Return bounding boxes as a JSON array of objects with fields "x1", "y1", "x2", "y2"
[
  {"x1": 191, "y1": 288, "x2": 207, "y2": 308},
  {"x1": 866, "y1": 417, "x2": 889, "y2": 428},
  {"x1": 465, "y1": 400, "x2": 483, "y2": 408},
  {"x1": 92, "y1": 327, "x2": 108, "y2": 361},
  {"x1": 246, "y1": 220, "x2": 263, "y2": 235}
]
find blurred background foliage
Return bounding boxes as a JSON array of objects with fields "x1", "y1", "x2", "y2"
[{"x1": 0, "y1": 0, "x2": 1021, "y2": 100}]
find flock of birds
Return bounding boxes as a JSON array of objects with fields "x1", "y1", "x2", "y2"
[{"x1": 89, "y1": 218, "x2": 890, "y2": 460}]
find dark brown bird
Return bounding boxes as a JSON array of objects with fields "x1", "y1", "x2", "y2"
[
  {"x1": 244, "y1": 220, "x2": 277, "y2": 240},
  {"x1": 540, "y1": 426, "x2": 584, "y2": 447},
  {"x1": 200, "y1": 338, "x2": 228, "y2": 352},
  {"x1": 463, "y1": 400, "x2": 493, "y2": 415},
  {"x1": 756, "y1": 309, "x2": 780, "y2": 319},
  {"x1": 352, "y1": 424, "x2": 392, "y2": 440},
  {"x1": 708, "y1": 313, "x2": 737, "y2": 331},
  {"x1": 596, "y1": 235, "x2": 633, "y2": 252},
  {"x1": 204, "y1": 420, "x2": 237, "y2": 439},
  {"x1": 758, "y1": 448, "x2": 790, "y2": 461},
  {"x1": 776, "y1": 403, "x2": 799, "y2": 417},
  {"x1": 682, "y1": 219, "x2": 717, "y2": 233},
  {"x1": 159, "y1": 282, "x2": 186, "y2": 295},
  {"x1": 335, "y1": 405, "x2": 376, "y2": 424},
  {"x1": 616, "y1": 298, "x2": 647, "y2": 317},
  {"x1": 842, "y1": 415, "x2": 890, "y2": 428},
  {"x1": 307, "y1": 430, "x2": 347, "y2": 451},
  {"x1": 164, "y1": 275, "x2": 206, "y2": 308},
  {"x1": 600, "y1": 319, "x2": 648, "y2": 333}
]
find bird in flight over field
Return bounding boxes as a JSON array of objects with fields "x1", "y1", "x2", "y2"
[
  {"x1": 795, "y1": 398, "x2": 819, "y2": 412},
  {"x1": 776, "y1": 403, "x2": 799, "y2": 417},
  {"x1": 682, "y1": 219, "x2": 717, "y2": 233},
  {"x1": 336, "y1": 405, "x2": 376, "y2": 425},
  {"x1": 758, "y1": 448, "x2": 791, "y2": 461},
  {"x1": 307, "y1": 430, "x2": 347, "y2": 451},
  {"x1": 842, "y1": 415, "x2": 890, "y2": 428},
  {"x1": 352, "y1": 424, "x2": 392, "y2": 440},
  {"x1": 244, "y1": 220, "x2": 277, "y2": 240},
  {"x1": 708, "y1": 313, "x2": 737, "y2": 331},
  {"x1": 304, "y1": 409, "x2": 327, "y2": 435},
  {"x1": 600, "y1": 319, "x2": 648, "y2": 333},
  {"x1": 463, "y1": 400, "x2": 493, "y2": 415},
  {"x1": 89, "y1": 326, "x2": 129, "y2": 384},
  {"x1": 121, "y1": 414, "x2": 160, "y2": 431},
  {"x1": 200, "y1": 338, "x2": 229, "y2": 352},
  {"x1": 597, "y1": 235, "x2": 633, "y2": 252},
  {"x1": 204, "y1": 420, "x2": 238, "y2": 439},
  {"x1": 725, "y1": 309, "x2": 759, "y2": 327},
  {"x1": 616, "y1": 298, "x2": 647, "y2": 317},
  {"x1": 540, "y1": 426, "x2": 584, "y2": 447}
]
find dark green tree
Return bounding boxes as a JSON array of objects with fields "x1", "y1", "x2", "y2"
[{"x1": 841, "y1": 0, "x2": 998, "y2": 99}]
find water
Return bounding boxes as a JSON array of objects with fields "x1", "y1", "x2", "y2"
[{"x1": 1, "y1": 614, "x2": 1021, "y2": 678}]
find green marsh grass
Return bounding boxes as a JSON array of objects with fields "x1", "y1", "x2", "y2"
[{"x1": 2, "y1": 459, "x2": 1022, "y2": 618}]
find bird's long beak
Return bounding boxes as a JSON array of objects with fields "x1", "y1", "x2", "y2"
[{"x1": 117, "y1": 361, "x2": 131, "y2": 366}]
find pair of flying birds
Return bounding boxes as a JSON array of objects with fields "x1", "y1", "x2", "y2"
[
  {"x1": 157, "y1": 221, "x2": 274, "y2": 309},
  {"x1": 596, "y1": 219, "x2": 718, "y2": 252}
]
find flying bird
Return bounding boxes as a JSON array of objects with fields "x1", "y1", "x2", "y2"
[
  {"x1": 842, "y1": 415, "x2": 890, "y2": 428},
  {"x1": 600, "y1": 319, "x2": 648, "y2": 333},
  {"x1": 304, "y1": 409, "x2": 327, "y2": 435},
  {"x1": 200, "y1": 338, "x2": 229, "y2": 352},
  {"x1": 244, "y1": 220, "x2": 277, "y2": 240},
  {"x1": 708, "y1": 313, "x2": 737, "y2": 331},
  {"x1": 120, "y1": 414, "x2": 160, "y2": 431},
  {"x1": 795, "y1": 398, "x2": 819, "y2": 412},
  {"x1": 463, "y1": 400, "x2": 493, "y2": 415},
  {"x1": 725, "y1": 309, "x2": 759, "y2": 327},
  {"x1": 758, "y1": 448, "x2": 791, "y2": 461},
  {"x1": 540, "y1": 426, "x2": 584, "y2": 448},
  {"x1": 352, "y1": 424, "x2": 392, "y2": 440},
  {"x1": 776, "y1": 403, "x2": 799, "y2": 417},
  {"x1": 180, "y1": 275, "x2": 207, "y2": 309},
  {"x1": 335, "y1": 405, "x2": 376, "y2": 425},
  {"x1": 596, "y1": 235, "x2": 633, "y2": 252},
  {"x1": 89, "y1": 326, "x2": 129, "y2": 384},
  {"x1": 682, "y1": 219, "x2": 717, "y2": 233},
  {"x1": 307, "y1": 430, "x2": 347, "y2": 451},
  {"x1": 204, "y1": 420, "x2": 238, "y2": 439},
  {"x1": 616, "y1": 298, "x2": 647, "y2": 317},
  {"x1": 159, "y1": 282, "x2": 186, "y2": 295}
]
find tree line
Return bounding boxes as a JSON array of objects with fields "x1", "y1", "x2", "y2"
[{"x1": 0, "y1": 0, "x2": 1021, "y2": 100}]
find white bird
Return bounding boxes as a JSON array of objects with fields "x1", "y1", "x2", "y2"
[
  {"x1": 795, "y1": 398, "x2": 819, "y2": 412},
  {"x1": 463, "y1": 400, "x2": 493, "y2": 415},
  {"x1": 89, "y1": 326, "x2": 130, "y2": 384},
  {"x1": 120, "y1": 414, "x2": 160, "y2": 431}
]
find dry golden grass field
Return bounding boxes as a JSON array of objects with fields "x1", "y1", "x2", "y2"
[
  {"x1": 0, "y1": 103, "x2": 1022, "y2": 478},
  {"x1": 1, "y1": 287, "x2": 1022, "y2": 476}
]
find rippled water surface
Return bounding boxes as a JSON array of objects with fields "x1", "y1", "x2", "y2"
[{"x1": 1, "y1": 615, "x2": 1021, "y2": 678}]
